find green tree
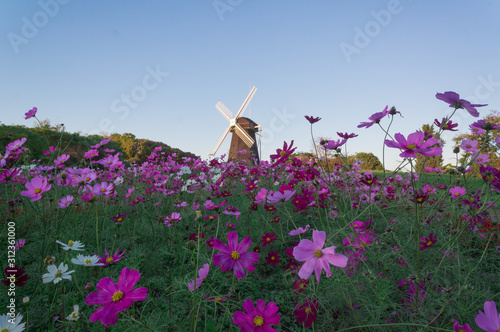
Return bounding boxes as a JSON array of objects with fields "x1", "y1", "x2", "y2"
[{"x1": 350, "y1": 152, "x2": 383, "y2": 170}]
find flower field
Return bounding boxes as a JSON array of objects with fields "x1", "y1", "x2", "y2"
[{"x1": 1, "y1": 92, "x2": 500, "y2": 331}]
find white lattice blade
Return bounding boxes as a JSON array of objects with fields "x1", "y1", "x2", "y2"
[
  {"x1": 216, "y1": 101, "x2": 233, "y2": 121},
  {"x1": 234, "y1": 123, "x2": 255, "y2": 147},
  {"x1": 210, "y1": 126, "x2": 231, "y2": 156},
  {"x1": 234, "y1": 86, "x2": 257, "y2": 119}
]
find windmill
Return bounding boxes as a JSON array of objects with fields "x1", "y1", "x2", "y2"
[{"x1": 209, "y1": 86, "x2": 260, "y2": 163}]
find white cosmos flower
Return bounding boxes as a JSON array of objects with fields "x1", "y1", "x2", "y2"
[
  {"x1": 55, "y1": 240, "x2": 85, "y2": 251},
  {"x1": 42, "y1": 263, "x2": 74, "y2": 284},
  {"x1": 66, "y1": 305, "x2": 80, "y2": 321},
  {"x1": 71, "y1": 254, "x2": 104, "y2": 267},
  {"x1": 0, "y1": 313, "x2": 26, "y2": 332}
]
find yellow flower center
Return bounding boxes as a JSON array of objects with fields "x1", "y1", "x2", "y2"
[
  {"x1": 68, "y1": 240, "x2": 75, "y2": 246},
  {"x1": 2, "y1": 328, "x2": 9, "y2": 332},
  {"x1": 271, "y1": 256, "x2": 275, "y2": 260},
  {"x1": 112, "y1": 291, "x2": 124, "y2": 302},
  {"x1": 231, "y1": 251, "x2": 240, "y2": 260},
  {"x1": 253, "y1": 316, "x2": 264, "y2": 326},
  {"x1": 71, "y1": 312, "x2": 78, "y2": 318},
  {"x1": 214, "y1": 297, "x2": 222, "y2": 302},
  {"x1": 443, "y1": 124, "x2": 449, "y2": 129},
  {"x1": 280, "y1": 151, "x2": 286, "y2": 157},
  {"x1": 106, "y1": 257, "x2": 114, "y2": 263},
  {"x1": 107, "y1": 161, "x2": 112, "y2": 165},
  {"x1": 427, "y1": 241, "x2": 433, "y2": 246},
  {"x1": 305, "y1": 308, "x2": 312, "y2": 314},
  {"x1": 117, "y1": 218, "x2": 123, "y2": 222},
  {"x1": 86, "y1": 177, "x2": 90, "y2": 181},
  {"x1": 314, "y1": 250, "x2": 322, "y2": 258},
  {"x1": 34, "y1": 188, "x2": 42, "y2": 194},
  {"x1": 266, "y1": 238, "x2": 271, "y2": 242},
  {"x1": 100, "y1": 188, "x2": 106, "y2": 192},
  {"x1": 55, "y1": 269, "x2": 62, "y2": 278},
  {"x1": 407, "y1": 144, "x2": 416, "y2": 150},
  {"x1": 85, "y1": 259, "x2": 92, "y2": 264},
  {"x1": 454, "y1": 192, "x2": 461, "y2": 197}
]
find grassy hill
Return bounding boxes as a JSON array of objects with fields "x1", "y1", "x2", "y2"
[{"x1": 0, "y1": 124, "x2": 198, "y2": 166}]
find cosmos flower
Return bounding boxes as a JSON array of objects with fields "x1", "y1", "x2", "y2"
[
  {"x1": 24, "y1": 107, "x2": 37, "y2": 120},
  {"x1": 357, "y1": 106, "x2": 389, "y2": 128},
  {"x1": 66, "y1": 305, "x2": 80, "y2": 321},
  {"x1": 270, "y1": 140, "x2": 296, "y2": 167},
  {"x1": 304, "y1": 115, "x2": 321, "y2": 124},
  {"x1": 96, "y1": 248, "x2": 126, "y2": 266},
  {"x1": 85, "y1": 267, "x2": 148, "y2": 326},
  {"x1": 1, "y1": 265, "x2": 29, "y2": 287},
  {"x1": 0, "y1": 313, "x2": 26, "y2": 332},
  {"x1": 233, "y1": 299, "x2": 281, "y2": 332},
  {"x1": 56, "y1": 240, "x2": 85, "y2": 251},
  {"x1": 20, "y1": 176, "x2": 52, "y2": 202},
  {"x1": 385, "y1": 132, "x2": 442, "y2": 158},
  {"x1": 289, "y1": 225, "x2": 310, "y2": 236},
  {"x1": 212, "y1": 232, "x2": 259, "y2": 280},
  {"x1": 436, "y1": 91, "x2": 487, "y2": 117},
  {"x1": 58, "y1": 195, "x2": 74, "y2": 209},
  {"x1": 293, "y1": 230, "x2": 348, "y2": 282},
  {"x1": 42, "y1": 262, "x2": 74, "y2": 284},
  {"x1": 71, "y1": 254, "x2": 104, "y2": 267},
  {"x1": 475, "y1": 301, "x2": 500, "y2": 332},
  {"x1": 188, "y1": 263, "x2": 210, "y2": 291},
  {"x1": 434, "y1": 118, "x2": 458, "y2": 131},
  {"x1": 293, "y1": 298, "x2": 318, "y2": 328}
]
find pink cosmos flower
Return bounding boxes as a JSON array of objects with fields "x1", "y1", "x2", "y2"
[
  {"x1": 25, "y1": 107, "x2": 37, "y2": 119},
  {"x1": 233, "y1": 299, "x2": 281, "y2": 332},
  {"x1": 470, "y1": 124, "x2": 486, "y2": 135},
  {"x1": 84, "y1": 149, "x2": 99, "y2": 159},
  {"x1": 164, "y1": 212, "x2": 181, "y2": 226},
  {"x1": 289, "y1": 225, "x2": 310, "y2": 236},
  {"x1": 449, "y1": 186, "x2": 466, "y2": 198},
  {"x1": 54, "y1": 154, "x2": 70, "y2": 166},
  {"x1": 461, "y1": 139, "x2": 479, "y2": 154},
  {"x1": 20, "y1": 176, "x2": 52, "y2": 202},
  {"x1": 475, "y1": 154, "x2": 490, "y2": 164},
  {"x1": 96, "y1": 248, "x2": 126, "y2": 266},
  {"x1": 188, "y1": 263, "x2": 210, "y2": 291},
  {"x1": 434, "y1": 118, "x2": 458, "y2": 131},
  {"x1": 266, "y1": 190, "x2": 296, "y2": 204},
  {"x1": 451, "y1": 319, "x2": 473, "y2": 332},
  {"x1": 475, "y1": 301, "x2": 500, "y2": 332},
  {"x1": 293, "y1": 230, "x2": 348, "y2": 282},
  {"x1": 322, "y1": 139, "x2": 347, "y2": 150},
  {"x1": 254, "y1": 188, "x2": 268, "y2": 204},
  {"x1": 385, "y1": 132, "x2": 442, "y2": 158},
  {"x1": 212, "y1": 232, "x2": 259, "y2": 280},
  {"x1": 304, "y1": 115, "x2": 321, "y2": 124},
  {"x1": 436, "y1": 91, "x2": 487, "y2": 117},
  {"x1": 58, "y1": 195, "x2": 74, "y2": 208},
  {"x1": 270, "y1": 140, "x2": 296, "y2": 167},
  {"x1": 85, "y1": 267, "x2": 148, "y2": 326},
  {"x1": 92, "y1": 182, "x2": 115, "y2": 197},
  {"x1": 358, "y1": 106, "x2": 389, "y2": 128}
]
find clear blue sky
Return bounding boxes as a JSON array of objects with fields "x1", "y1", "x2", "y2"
[{"x1": 1, "y1": 0, "x2": 500, "y2": 170}]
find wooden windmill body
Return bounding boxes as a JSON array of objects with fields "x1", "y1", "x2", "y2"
[{"x1": 209, "y1": 87, "x2": 261, "y2": 163}]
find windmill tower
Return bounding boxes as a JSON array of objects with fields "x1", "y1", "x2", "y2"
[{"x1": 209, "y1": 86, "x2": 260, "y2": 163}]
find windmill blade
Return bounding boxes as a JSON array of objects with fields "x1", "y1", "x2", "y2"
[
  {"x1": 234, "y1": 86, "x2": 257, "y2": 119},
  {"x1": 215, "y1": 101, "x2": 233, "y2": 121},
  {"x1": 234, "y1": 123, "x2": 255, "y2": 147},
  {"x1": 209, "y1": 126, "x2": 231, "y2": 156}
]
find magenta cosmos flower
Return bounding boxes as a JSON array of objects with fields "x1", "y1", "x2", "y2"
[
  {"x1": 304, "y1": 115, "x2": 321, "y2": 124},
  {"x1": 385, "y1": 132, "x2": 442, "y2": 159},
  {"x1": 24, "y1": 107, "x2": 37, "y2": 119},
  {"x1": 270, "y1": 140, "x2": 296, "y2": 167},
  {"x1": 20, "y1": 176, "x2": 52, "y2": 202},
  {"x1": 357, "y1": 106, "x2": 389, "y2": 128},
  {"x1": 85, "y1": 267, "x2": 148, "y2": 326},
  {"x1": 293, "y1": 230, "x2": 348, "y2": 282},
  {"x1": 436, "y1": 91, "x2": 487, "y2": 117},
  {"x1": 188, "y1": 263, "x2": 210, "y2": 291},
  {"x1": 212, "y1": 232, "x2": 259, "y2": 280},
  {"x1": 233, "y1": 299, "x2": 281, "y2": 332},
  {"x1": 475, "y1": 301, "x2": 500, "y2": 332}
]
